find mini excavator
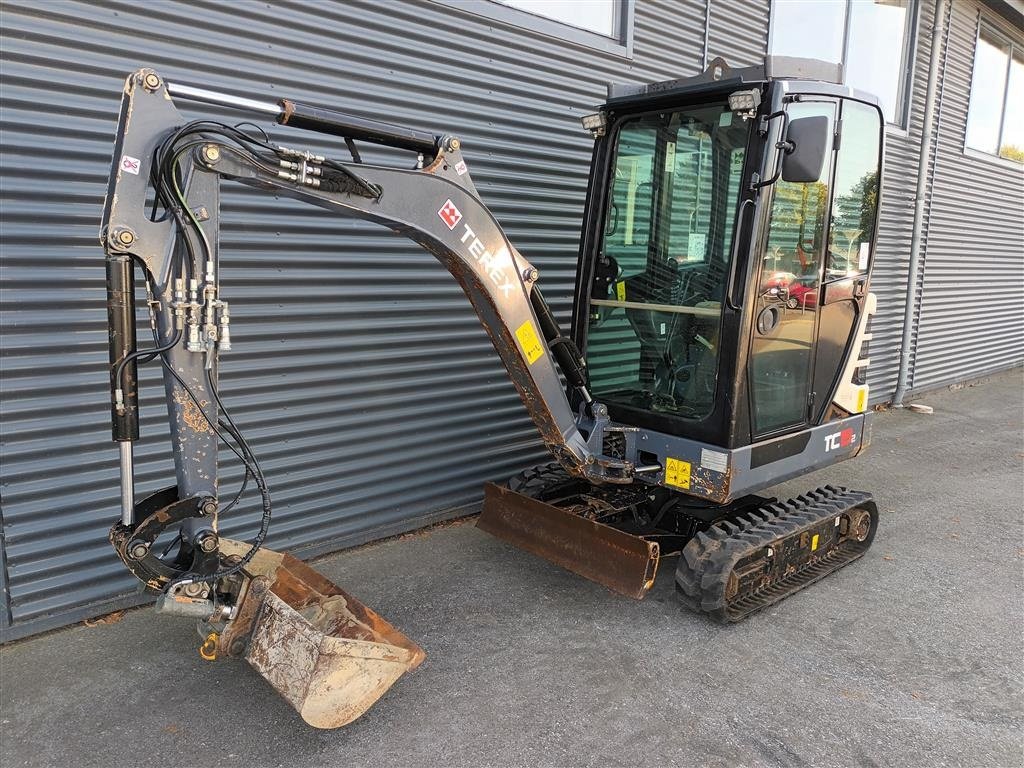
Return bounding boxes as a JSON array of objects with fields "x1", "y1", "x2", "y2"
[{"x1": 102, "y1": 57, "x2": 882, "y2": 728}]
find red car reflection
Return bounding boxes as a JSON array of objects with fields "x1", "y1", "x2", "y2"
[{"x1": 762, "y1": 271, "x2": 818, "y2": 309}]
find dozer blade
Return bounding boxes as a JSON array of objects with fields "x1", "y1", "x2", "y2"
[
  {"x1": 477, "y1": 482, "x2": 660, "y2": 599},
  {"x1": 218, "y1": 540, "x2": 424, "y2": 729}
]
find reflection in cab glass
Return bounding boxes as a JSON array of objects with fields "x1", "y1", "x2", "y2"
[
  {"x1": 751, "y1": 102, "x2": 835, "y2": 435},
  {"x1": 751, "y1": 99, "x2": 880, "y2": 436},
  {"x1": 586, "y1": 103, "x2": 748, "y2": 420}
]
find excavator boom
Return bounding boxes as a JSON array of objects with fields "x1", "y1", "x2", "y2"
[{"x1": 101, "y1": 68, "x2": 626, "y2": 728}]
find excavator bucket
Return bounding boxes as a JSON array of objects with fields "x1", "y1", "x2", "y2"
[
  {"x1": 477, "y1": 483, "x2": 660, "y2": 599},
  {"x1": 217, "y1": 540, "x2": 424, "y2": 729}
]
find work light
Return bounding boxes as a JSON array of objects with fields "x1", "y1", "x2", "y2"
[
  {"x1": 580, "y1": 112, "x2": 608, "y2": 137},
  {"x1": 728, "y1": 89, "x2": 761, "y2": 116}
]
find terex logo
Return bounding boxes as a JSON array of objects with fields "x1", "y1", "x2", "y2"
[
  {"x1": 438, "y1": 199, "x2": 463, "y2": 230},
  {"x1": 824, "y1": 428, "x2": 856, "y2": 452},
  {"x1": 459, "y1": 224, "x2": 517, "y2": 298}
]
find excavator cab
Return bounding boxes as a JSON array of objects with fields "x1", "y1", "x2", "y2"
[
  {"x1": 479, "y1": 57, "x2": 883, "y2": 616},
  {"x1": 579, "y1": 58, "x2": 882, "y2": 449}
]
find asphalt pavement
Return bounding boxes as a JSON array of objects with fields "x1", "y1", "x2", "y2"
[{"x1": 2, "y1": 369, "x2": 1022, "y2": 768}]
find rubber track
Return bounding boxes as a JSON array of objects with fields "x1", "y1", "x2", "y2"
[{"x1": 675, "y1": 485, "x2": 878, "y2": 623}]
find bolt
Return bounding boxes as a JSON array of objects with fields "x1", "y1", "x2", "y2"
[
  {"x1": 229, "y1": 639, "x2": 248, "y2": 657},
  {"x1": 128, "y1": 541, "x2": 149, "y2": 560},
  {"x1": 522, "y1": 267, "x2": 539, "y2": 282},
  {"x1": 142, "y1": 72, "x2": 161, "y2": 91},
  {"x1": 113, "y1": 228, "x2": 136, "y2": 247},
  {"x1": 200, "y1": 499, "x2": 218, "y2": 517},
  {"x1": 248, "y1": 578, "x2": 268, "y2": 596},
  {"x1": 182, "y1": 582, "x2": 207, "y2": 598},
  {"x1": 202, "y1": 144, "x2": 221, "y2": 163},
  {"x1": 448, "y1": 137, "x2": 461, "y2": 151},
  {"x1": 195, "y1": 532, "x2": 219, "y2": 554}
]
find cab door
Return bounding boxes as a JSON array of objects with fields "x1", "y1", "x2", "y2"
[
  {"x1": 810, "y1": 99, "x2": 882, "y2": 422},
  {"x1": 748, "y1": 100, "x2": 837, "y2": 438}
]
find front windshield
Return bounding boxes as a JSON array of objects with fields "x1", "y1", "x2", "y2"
[{"x1": 586, "y1": 102, "x2": 749, "y2": 419}]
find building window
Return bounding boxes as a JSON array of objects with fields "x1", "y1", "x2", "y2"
[
  {"x1": 965, "y1": 24, "x2": 1023, "y2": 163},
  {"x1": 770, "y1": 0, "x2": 917, "y2": 126},
  {"x1": 439, "y1": 0, "x2": 633, "y2": 55},
  {"x1": 495, "y1": 0, "x2": 618, "y2": 38}
]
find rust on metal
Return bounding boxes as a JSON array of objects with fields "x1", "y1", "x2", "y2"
[
  {"x1": 690, "y1": 463, "x2": 731, "y2": 504},
  {"x1": 477, "y1": 483, "x2": 660, "y2": 600},
  {"x1": 218, "y1": 539, "x2": 424, "y2": 729},
  {"x1": 279, "y1": 98, "x2": 295, "y2": 124},
  {"x1": 173, "y1": 389, "x2": 213, "y2": 434}
]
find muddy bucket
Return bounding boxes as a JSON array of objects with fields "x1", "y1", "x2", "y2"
[{"x1": 218, "y1": 540, "x2": 424, "y2": 729}]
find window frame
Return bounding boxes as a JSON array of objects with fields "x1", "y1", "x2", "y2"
[
  {"x1": 584, "y1": 101, "x2": 753, "y2": 425},
  {"x1": 431, "y1": 0, "x2": 635, "y2": 57},
  {"x1": 964, "y1": 19, "x2": 1024, "y2": 165},
  {"x1": 768, "y1": 0, "x2": 920, "y2": 129}
]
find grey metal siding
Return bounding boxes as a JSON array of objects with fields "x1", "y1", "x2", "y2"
[
  {"x1": 5, "y1": 0, "x2": 1017, "y2": 641},
  {"x1": 0, "y1": 0, "x2": 729, "y2": 638},
  {"x1": 866, "y1": 0, "x2": 935, "y2": 403},
  {"x1": 708, "y1": 0, "x2": 771, "y2": 67},
  {"x1": 866, "y1": 0, "x2": 1023, "y2": 400},
  {"x1": 910, "y1": 1, "x2": 1024, "y2": 391}
]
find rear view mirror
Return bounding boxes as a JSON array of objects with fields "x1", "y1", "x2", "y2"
[{"x1": 781, "y1": 116, "x2": 829, "y2": 183}]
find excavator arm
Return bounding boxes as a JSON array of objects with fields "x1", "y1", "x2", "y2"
[
  {"x1": 100, "y1": 68, "x2": 626, "y2": 727},
  {"x1": 103, "y1": 69, "x2": 632, "y2": 584}
]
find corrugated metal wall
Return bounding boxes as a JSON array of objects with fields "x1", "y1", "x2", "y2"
[
  {"x1": 3, "y1": 0, "x2": 1019, "y2": 640},
  {"x1": 868, "y1": 0, "x2": 936, "y2": 402},
  {"x1": 867, "y1": 0, "x2": 1024, "y2": 400},
  {"x1": 909, "y1": 1, "x2": 1024, "y2": 391},
  {"x1": 708, "y1": 0, "x2": 771, "y2": 67},
  {"x1": 1, "y1": 0, "x2": 766, "y2": 638}
]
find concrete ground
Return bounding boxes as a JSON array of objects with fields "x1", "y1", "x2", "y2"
[{"x1": 2, "y1": 370, "x2": 1022, "y2": 768}]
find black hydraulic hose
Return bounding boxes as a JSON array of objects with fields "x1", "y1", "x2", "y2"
[
  {"x1": 158, "y1": 359, "x2": 272, "y2": 588},
  {"x1": 529, "y1": 287, "x2": 590, "y2": 394}
]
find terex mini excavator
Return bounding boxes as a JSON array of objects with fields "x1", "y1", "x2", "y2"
[{"x1": 102, "y1": 58, "x2": 882, "y2": 727}]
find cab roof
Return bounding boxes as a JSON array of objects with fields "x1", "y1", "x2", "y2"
[{"x1": 605, "y1": 56, "x2": 845, "y2": 108}]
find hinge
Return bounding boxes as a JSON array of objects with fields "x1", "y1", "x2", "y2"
[
  {"x1": 807, "y1": 390, "x2": 816, "y2": 417},
  {"x1": 833, "y1": 118, "x2": 843, "y2": 151}
]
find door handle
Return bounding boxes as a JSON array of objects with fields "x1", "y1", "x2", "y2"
[{"x1": 725, "y1": 198, "x2": 755, "y2": 311}]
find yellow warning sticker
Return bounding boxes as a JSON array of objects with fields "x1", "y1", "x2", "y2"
[
  {"x1": 856, "y1": 388, "x2": 867, "y2": 413},
  {"x1": 615, "y1": 280, "x2": 626, "y2": 301},
  {"x1": 515, "y1": 320, "x2": 545, "y2": 365},
  {"x1": 665, "y1": 457, "x2": 691, "y2": 490},
  {"x1": 811, "y1": 533, "x2": 820, "y2": 551}
]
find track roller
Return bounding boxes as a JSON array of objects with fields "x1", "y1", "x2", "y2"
[{"x1": 675, "y1": 486, "x2": 878, "y2": 622}]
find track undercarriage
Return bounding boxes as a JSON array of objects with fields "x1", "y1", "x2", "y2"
[{"x1": 478, "y1": 463, "x2": 878, "y2": 622}]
